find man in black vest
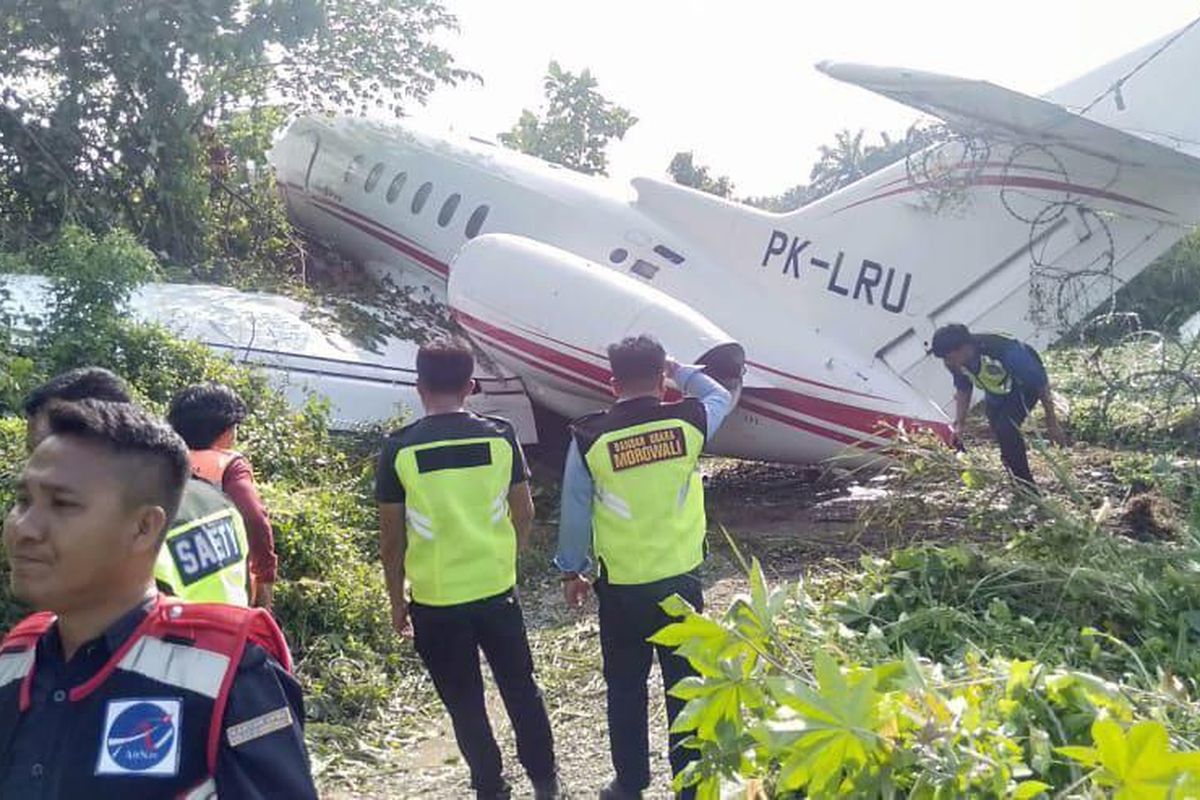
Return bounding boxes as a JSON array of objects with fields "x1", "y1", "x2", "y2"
[
  {"x1": 931, "y1": 323, "x2": 1066, "y2": 486},
  {"x1": 0, "y1": 399, "x2": 317, "y2": 798}
]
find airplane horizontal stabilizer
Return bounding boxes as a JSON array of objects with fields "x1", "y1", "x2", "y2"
[{"x1": 816, "y1": 62, "x2": 1200, "y2": 176}]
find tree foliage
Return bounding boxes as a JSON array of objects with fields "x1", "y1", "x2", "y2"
[
  {"x1": 668, "y1": 151, "x2": 734, "y2": 198},
  {"x1": 499, "y1": 61, "x2": 637, "y2": 176},
  {"x1": 743, "y1": 126, "x2": 939, "y2": 212},
  {"x1": 0, "y1": 0, "x2": 472, "y2": 262}
]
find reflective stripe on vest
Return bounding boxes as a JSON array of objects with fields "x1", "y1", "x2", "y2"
[
  {"x1": 583, "y1": 417, "x2": 707, "y2": 585},
  {"x1": 393, "y1": 437, "x2": 517, "y2": 606},
  {"x1": 156, "y1": 480, "x2": 251, "y2": 606},
  {"x1": 0, "y1": 598, "x2": 292, "y2": 787},
  {"x1": 191, "y1": 448, "x2": 240, "y2": 485}
]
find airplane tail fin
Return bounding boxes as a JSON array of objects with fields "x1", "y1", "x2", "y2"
[
  {"x1": 784, "y1": 24, "x2": 1200, "y2": 404},
  {"x1": 1044, "y1": 18, "x2": 1200, "y2": 158},
  {"x1": 816, "y1": 16, "x2": 1200, "y2": 180}
]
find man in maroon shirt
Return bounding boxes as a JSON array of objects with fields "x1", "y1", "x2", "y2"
[{"x1": 167, "y1": 384, "x2": 279, "y2": 609}]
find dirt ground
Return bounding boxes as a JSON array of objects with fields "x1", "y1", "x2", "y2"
[{"x1": 316, "y1": 458, "x2": 949, "y2": 799}]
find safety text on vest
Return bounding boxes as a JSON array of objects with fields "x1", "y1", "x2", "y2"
[{"x1": 169, "y1": 517, "x2": 244, "y2": 586}]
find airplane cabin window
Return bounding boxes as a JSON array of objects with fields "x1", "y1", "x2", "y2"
[
  {"x1": 653, "y1": 244, "x2": 685, "y2": 265},
  {"x1": 344, "y1": 155, "x2": 365, "y2": 183},
  {"x1": 465, "y1": 205, "x2": 489, "y2": 238},
  {"x1": 386, "y1": 172, "x2": 408, "y2": 203},
  {"x1": 364, "y1": 162, "x2": 385, "y2": 193},
  {"x1": 411, "y1": 182, "x2": 433, "y2": 214},
  {"x1": 631, "y1": 259, "x2": 658, "y2": 280},
  {"x1": 438, "y1": 193, "x2": 461, "y2": 227},
  {"x1": 609, "y1": 248, "x2": 629, "y2": 264}
]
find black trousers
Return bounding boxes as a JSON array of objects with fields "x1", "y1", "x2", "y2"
[
  {"x1": 409, "y1": 590, "x2": 556, "y2": 796},
  {"x1": 985, "y1": 384, "x2": 1042, "y2": 486},
  {"x1": 596, "y1": 571, "x2": 703, "y2": 799}
]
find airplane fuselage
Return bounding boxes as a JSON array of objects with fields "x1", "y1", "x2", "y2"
[{"x1": 271, "y1": 117, "x2": 958, "y2": 464}]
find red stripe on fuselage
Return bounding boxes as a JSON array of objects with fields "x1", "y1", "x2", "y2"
[
  {"x1": 297, "y1": 192, "x2": 451, "y2": 278},
  {"x1": 834, "y1": 173, "x2": 1171, "y2": 215}
]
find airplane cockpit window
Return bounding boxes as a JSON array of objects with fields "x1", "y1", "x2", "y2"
[
  {"x1": 343, "y1": 155, "x2": 365, "y2": 183},
  {"x1": 653, "y1": 245, "x2": 685, "y2": 265},
  {"x1": 465, "y1": 205, "x2": 489, "y2": 238},
  {"x1": 631, "y1": 259, "x2": 659, "y2": 279},
  {"x1": 438, "y1": 193, "x2": 461, "y2": 227},
  {"x1": 386, "y1": 172, "x2": 408, "y2": 203},
  {"x1": 609, "y1": 248, "x2": 629, "y2": 264},
  {"x1": 364, "y1": 163, "x2": 385, "y2": 193},
  {"x1": 411, "y1": 182, "x2": 433, "y2": 214}
]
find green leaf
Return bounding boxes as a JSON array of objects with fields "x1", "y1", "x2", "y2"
[
  {"x1": 766, "y1": 652, "x2": 882, "y2": 793},
  {"x1": 1058, "y1": 719, "x2": 1200, "y2": 799},
  {"x1": 1012, "y1": 780, "x2": 1051, "y2": 799},
  {"x1": 659, "y1": 593, "x2": 696, "y2": 619}
]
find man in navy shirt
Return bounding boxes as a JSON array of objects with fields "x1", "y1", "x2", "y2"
[
  {"x1": 931, "y1": 323, "x2": 1066, "y2": 487},
  {"x1": 0, "y1": 399, "x2": 317, "y2": 799},
  {"x1": 556, "y1": 336, "x2": 734, "y2": 800}
]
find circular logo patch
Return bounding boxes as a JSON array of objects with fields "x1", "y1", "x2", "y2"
[{"x1": 105, "y1": 701, "x2": 177, "y2": 771}]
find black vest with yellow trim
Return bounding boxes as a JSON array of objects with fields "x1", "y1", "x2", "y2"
[
  {"x1": 390, "y1": 413, "x2": 521, "y2": 606},
  {"x1": 0, "y1": 596, "x2": 291, "y2": 799},
  {"x1": 572, "y1": 396, "x2": 709, "y2": 585}
]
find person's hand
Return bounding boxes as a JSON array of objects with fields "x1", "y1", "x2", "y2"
[
  {"x1": 563, "y1": 575, "x2": 591, "y2": 610},
  {"x1": 1046, "y1": 420, "x2": 1068, "y2": 447},
  {"x1": 664, "y1": 357, "x2": 682, "y2": 382},
  {"x1": 252, "y1": 581, "x2": 275, "y2": 611},
  {"x1": 948, "y1": 424, "x2": 966, "y2": 452},
  {"x1": 391, "y1": 598, "x2": 413, "y2": 638}
]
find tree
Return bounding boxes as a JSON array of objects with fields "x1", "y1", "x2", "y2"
[
  {"x1": 807, "y1": 128, "x2": 868, "y2": 200},
  {"x1": 667, "y1": 151, "x2": 734, "y2": 198},
  {"x1": 743, "y1": 184, "x2": 811, "y2": 213},
  {"x1": 499, "y1": 61, "x2": 637, "y2": 176},
  {"x1": 0, "y1": 0, "x2": 473, "y2": 261},
  {"x1": 747, "y1": 126, "x2": 935, "y2": 212}
]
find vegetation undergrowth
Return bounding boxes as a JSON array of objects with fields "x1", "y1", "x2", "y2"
[{"x1": 658, "y1": 340, "x2": 1200, "y2": 798}]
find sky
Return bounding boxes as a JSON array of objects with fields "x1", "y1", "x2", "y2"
[{"x1": 406, "y1": 1, "x2": 1199, "y2": 197}]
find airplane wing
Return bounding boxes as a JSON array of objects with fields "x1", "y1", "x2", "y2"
[
  {"x1": 816, "y1": 62, "x2": 1200, "y2": 175},
  {"x1": 0, "y1": 275, "x2": 538, "y2": 442}
]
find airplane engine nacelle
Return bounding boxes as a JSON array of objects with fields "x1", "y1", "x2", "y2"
[{"x1": 448, "y1": 234, "x2": 744, "y2": 419}]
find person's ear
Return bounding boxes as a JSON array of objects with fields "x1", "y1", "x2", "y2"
[
  {"x1": 213, "y1": 424, "x2": 236, "y2": 450},
  {"x1": 462, "y1": 378, "x2": 477, "y2": 400},
  {"x1": 609, "y1": 377, "x2": 621, "y2": 398},
  {"x1": 130, "y1": 505, "x2": 168, "y2": 557}
]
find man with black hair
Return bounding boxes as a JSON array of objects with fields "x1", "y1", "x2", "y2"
[
  {"x1": 375, "y1": 339, "x2": 561, "y2": 800},
  {"x1": 168, "y1": 383, "x2": 278, "y2": 608},
  {"x1": 22, "y1": 371, "x2": 255, "y2": 608},
  {"x1": 556, "y1": 334, "x2": 734, "y2": 800},
  {"x1": 0, "y1": 399, "x2": 317, "y2": 798},
  {"x1": 21, "y1": 367, "x2": 131, "y2": 451},
  {"x1": 930, "y1": 323, "x2": 1066, "y2": 487}
]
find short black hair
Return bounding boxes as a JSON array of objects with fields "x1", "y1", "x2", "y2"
[
  {"x1": 608, "y1": 335, "x2": 666, "y2": 386},
  {"x1": 22, "y1": 367, "x2": 132, "y2": 417},
  {"x1": 44, "y1": 399, "x2": 190, "y2": 526},
  {"x1": 930, "y1": 324, "x2": 973, "y2": 357},
  {"x1": 416, "y1": 339, "x2": 475, "y2": 394},
  {"x1": 167, "y1": 383, "x2": 248, "y2": 449}
]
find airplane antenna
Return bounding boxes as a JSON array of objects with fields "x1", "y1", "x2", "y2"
[{"x1": 1077, "y1": 15, "x2": 1200, "y2": 117}]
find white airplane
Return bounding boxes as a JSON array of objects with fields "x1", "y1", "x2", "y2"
[{"x1": 264, "y1": 20, "x2": 1200, "y2": 465}]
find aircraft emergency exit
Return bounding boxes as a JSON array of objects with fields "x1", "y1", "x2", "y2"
[{"x1": 269, "y1": 21, "x2": 1200, "y2": 465}]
